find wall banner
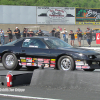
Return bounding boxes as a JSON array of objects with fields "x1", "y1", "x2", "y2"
[
  {"x1": 37, "y1": 7, "x2": 75, "y2": 24},
  {"x1": 76, "y1": 8, "x2": 100, "y2": 25}
]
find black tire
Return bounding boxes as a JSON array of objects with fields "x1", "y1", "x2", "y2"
[
  {"x1": 57, "y1": 56, "x2": 75, "y2": 71},
  {"x1": 2, "y1": 53, "x2": 21, "y2": 70},
  {"x1": 83, "y1": 69, "x2": 95, "y2": 71}
]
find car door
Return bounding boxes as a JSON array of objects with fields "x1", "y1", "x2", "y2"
[{"x1": 20, "y1": 38, "x2": 50, "y2": 58}]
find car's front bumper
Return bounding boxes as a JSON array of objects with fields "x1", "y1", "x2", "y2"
[{"x1": 75, "y1": 59, "x2": 100, "y2": 69}]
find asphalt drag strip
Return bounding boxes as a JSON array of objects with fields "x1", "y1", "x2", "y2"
[{"x1": 0, "y1": 65, "x2": 100, "y2": 100}]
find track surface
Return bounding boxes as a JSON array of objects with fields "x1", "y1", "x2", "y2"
[{"x1": 0, "y1": 64, "x2": 100, "y2": 100}]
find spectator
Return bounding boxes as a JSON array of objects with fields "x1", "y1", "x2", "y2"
[
  {"x1": 50, "y1": 28, "x2": 56, "y2": 37},
  {"x1": 27, "y1": 29, "x2": 34, "y2": 37},
  {"x1": 6, "y1": 28, "x2": 12, "y2": 42},
  {"x1": 37, "y1": 30, "x2": 44, "y2": 36},
  {"x1": 55, "y1": 29, "x2": 60, "y2": 38},
  {"x1": 69, "y1": 30, "x2": 75, "y2": 46},
  {"x1": 61, "y1": 28, "x2": 68, "y2": 43},
  {"x1": 23, "y1": 28, "x2": 27, "y2": 37},
  {"x1": 0, "y1": 29, "x2": 5, "y2": 45},
  {"x1": 13, "y1": 27, "x2": 20, "y2": 39},
  {"x1": 75, "y1": 28, "x2": 82, "y2": 47},
  {"x1": 85, "y1": 27, "x2": 92, "y2": 47}
]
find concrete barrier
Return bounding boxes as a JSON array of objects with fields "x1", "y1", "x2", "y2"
[{"x1": 30, "y1": 69, "x2": 100, "y2": 91}]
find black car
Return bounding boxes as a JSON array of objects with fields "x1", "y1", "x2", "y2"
[{"x1": 0, "y1": 36, "x2": 100, "y2": 71}]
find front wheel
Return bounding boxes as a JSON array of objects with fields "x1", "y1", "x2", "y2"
[
  {"x1": 2, "y1": 53, "x2": 20, "y2": 70},
  {"x1": 57, "y1": 56, "x2": 75, "y2": 71}
]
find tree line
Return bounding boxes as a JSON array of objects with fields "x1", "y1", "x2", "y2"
[{"x1": 0, "y1": 0, "x2": 100, "y2": 8}]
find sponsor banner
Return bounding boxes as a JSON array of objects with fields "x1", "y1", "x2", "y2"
[
  {"x1": 21, "y1": 63, "x2": 26, "y2": 66},
  {"x1": 26, "y1": 58, "x2": 32, "y2": 62},
  {"x1": 37, "y1": 7, "x2": 75, "y2": 24},
  {"x1": 44, "y1": 59, "x2": 50, "y2": 63},
  {"x1": 76, "y1": 8, "x2": 100, "y2": 25},
  {"x1": 21, "y1": 59, "x2": 26, "y2": 62},
  {"x1": 50, "y1": 64, "x2": 55, "y2": 67},
  {"x1": 27, "y1": 63, "x2": 32, "y2": 66},
  {"x1": 50, "y1": 61, "x2": 56, "y2": 64},
  {"x1": 96, "y1": 33, "x2": 100, "y2": 44}
]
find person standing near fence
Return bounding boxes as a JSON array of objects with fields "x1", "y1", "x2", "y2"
[
  {"x1": 85, "y1": 27, "x2": 92, "y2": 47},
  {"x1": 37, "y1": 30, "x2": 44, "y2": 36},
  {"x1": 6, "y1": 28, "x2": 12, "y2": 42},
  {"x1": 23, "y1": 28, "x2": 27, "y2": 37},
  {"x1": 55, "y1": 29, "x2": 60, "y2": 38},
  {"x1": 69, "y1": 30, "x2": 75, "y2": 46},
  {"x1": 61, "y1": 28, "x2": 68, "y2": 43},
  {"x1": 49, "y1": 28, "x2": 56, "y2": 37},
  {"x1": 13, "y1": 27, "x2": 20, "y2": 39},
  {"x1": 75, "y1": 28, "x2": 82, "y2": 47},
  {"x1": 0, "y1": 29, "x2": 5, "y2": 45}
]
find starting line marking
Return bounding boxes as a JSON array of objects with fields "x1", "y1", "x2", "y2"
[{"x1": 0, "y1": 93, "x2": 62, "y2": 100}]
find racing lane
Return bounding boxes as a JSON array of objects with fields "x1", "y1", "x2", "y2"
[{"x1": 0, "y1": 64, "x2": 100, "y2": 100}]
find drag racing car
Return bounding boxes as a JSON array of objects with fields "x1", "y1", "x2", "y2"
[{"x1": 0, "y1": 36, "x2": 100, "y2": 71}]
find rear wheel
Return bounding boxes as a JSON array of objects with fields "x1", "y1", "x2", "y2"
[
  {"x1": 2, "y1": 53, "x2": 21, "y2": 70},
  {"x1": 57, "y1": 56, "x2": 75, "y2": 71},
  {"x1": 83, "y1": 69, "x2": 95, "y2": 71}
]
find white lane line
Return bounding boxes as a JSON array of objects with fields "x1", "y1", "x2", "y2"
[{"x1": 0, "y1": 93, "x2": 62, "y2": 100}]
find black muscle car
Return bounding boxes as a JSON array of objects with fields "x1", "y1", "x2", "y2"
[{"x1": 0, "y1": 36, "x2": 100, "y2": 71}]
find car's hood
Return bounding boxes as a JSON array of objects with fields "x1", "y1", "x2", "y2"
[{"x1": 58, "y1": 47, "x2": 99, "y2": 55}]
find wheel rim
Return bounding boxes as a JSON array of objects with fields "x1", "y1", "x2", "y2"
[
  {"x1": 61, "y1": 58, "x2": 71, "y2": 70},
  {"x1": 5, "y1": 55, "x2": 14, "y2": 66}
]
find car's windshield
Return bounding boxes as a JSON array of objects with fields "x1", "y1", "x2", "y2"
[
  {"x1": 44, "y1": 38, "x2": 72, "y2": 49},
  {"x1": 3, "y1": 40, "x2": 17, "y2": 46}
]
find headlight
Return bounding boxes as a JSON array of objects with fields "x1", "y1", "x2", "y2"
[
  {"x1": 88, "y1": 55, "x2": 96, "y2": 59},
  {"x1": 74, "y1": 53, "x2": 87, "y2": 59}
]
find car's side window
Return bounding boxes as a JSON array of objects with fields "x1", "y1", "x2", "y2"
[{"x1": 22, "y1": 38, "x2": 47, "y2": 49}]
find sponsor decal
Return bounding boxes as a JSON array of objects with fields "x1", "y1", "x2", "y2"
[
  {"x1": 44, "y1": 59, "x2": 50, "y2": 63},
  {"x1": 81, "y1": 66, "x2": 90, "y2": 69},
  {"x1": 27, "y1": 63, "x2": 32, "y2": 66},
  {"x1": 26, "y1": 58, "x2": 32, "y2": 62},
  {"x1": 38, "y1": 63, "x2": 43, "y2": 67},
  {"x1": 50, "y1": 61, "x2": 56, "y2": 63},
  {"x1": 18, "y1": 60, "x2": 20, "y2": 62},
  {"x1": 21, "y1": 63, "x2": 26, "y2": 66},
  {"x1": 32, "y1": 63, "x2": 37, "y2": 66},
  {"x1": 51, "y1": 59, "x2": 56, "y2": 61},
  {"x1": 44, "y1": 64, "x2": 49, "y2": 68},
  {"x1": 21, "y1": 59, "x2": 26, "y2": 62},
  {"x1": 38, "y1": 58, "x2": 44, "y2": 62},
  {"x1": 33, "y1": 58, "x2": 37, "y2": 60},
  {"x1": 19, "y1": 63, "x2": 21, "y2": 66},
  {"x1": 32, "y1": 60, "x2": 35, "y2": 62},
  {"x1": 24, "y1": 39, "x2": 30, "y2": 42},
  {"x1": 75, "y1": 61, "x2": 84, "y2": 65},
  {"x1": 50, "y1": 64, "x2": 55, "y2": 67},
  {"x1": 76, "y1": 66, "x2": 81, "y2": 69},
  {"x1": 20, "y1": 57, "x2": 25, "y2": 59}
]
